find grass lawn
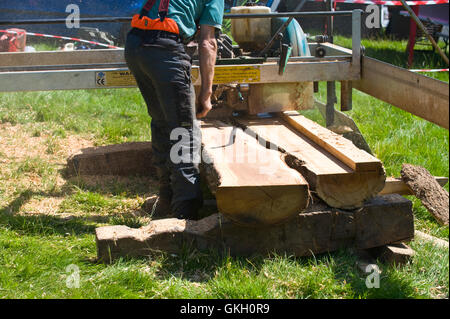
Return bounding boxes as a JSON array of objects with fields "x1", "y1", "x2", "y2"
[{"x1": 0, "y1": 35, "x2": 448, "y2": 299}]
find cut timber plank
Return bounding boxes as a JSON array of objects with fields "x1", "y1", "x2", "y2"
[
  {"x1": 235, "y1": 116, "x2": 386, "y2": 209},
  {"x1": 380, "y1": 176, "x2": 448, "y2": 195},
  {"x1": 95, "y1": 195, "x2": 414, "y2": 262},
  {"x1": 281, "y1": 111, "x2": 381, "y2": 172},
  {"x1": 314, "y1": 100, "x2": 373, "y2": 155},
  {"x1": 401, "y1": 164, "x2": 449, "y2": 226},
  {"x1": 200, "y1": 119, "x2": 309, "y2": 226}
]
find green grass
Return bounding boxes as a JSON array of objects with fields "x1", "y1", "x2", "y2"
[
  {"x1": 0, "y1": 35, "x2": 448, "y2": 299},
  {"x1": 0, "y1": 213, "x2": 447, "y2": 298},
  {"x1": 0, "y1": 89, "x2": 150, "y2": 145}
]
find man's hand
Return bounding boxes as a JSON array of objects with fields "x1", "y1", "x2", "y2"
[
  {"x1": 196, "y1": 25, "x2": 217, "y2": 119},
  {"x1": 196, "y1": 89, "x2": 213, "y2": 119}
]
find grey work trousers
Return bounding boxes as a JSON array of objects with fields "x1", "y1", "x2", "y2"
[{"x1": 124, "y1": 29, "x2": 202, "y2": 213}]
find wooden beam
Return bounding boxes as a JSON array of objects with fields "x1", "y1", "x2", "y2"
[
  {"x1": 96, "y1": 195, "x2": 415, "y2": 262},
  {"x1": 380, "y1": 176, "x2": 448, "y2": 195},
  {"x1": 414, "y1": 230, "x2": 449, "y2": 249},
  {"x1": 235, "y1": 116, "x2": 386, "y2": 209},
  {"x1": 281, "y1": 111, "x2": 382, "y2": 172},
  {"x1": 353, "y1": 57, "x2": 449, "y2": 130},
  {"x1": 200, "y1": 119, "x2": 309, "y2": 226}
]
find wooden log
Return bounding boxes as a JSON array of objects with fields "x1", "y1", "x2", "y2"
[
  {"x1": 200, "y1": 119, "x2": 310, "y2": 226},
  {"x1": 95, "y1": 195, "x2": 414, "y2": 262},
  {"x1": 235, "y1": 116, "x2": 386, "y2": 209},
  {"x1": 401, "y1": 164, "x2": 449, "y2": 226},
  {"x1": 380, "y1": 176, "x2": 448, "y2": 195},
  {"x1": 66, "y1": 142, "x2": 154, "y2": 176}
]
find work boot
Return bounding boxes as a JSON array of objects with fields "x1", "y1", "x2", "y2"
[
  {"x1": 150, "y1": 186, "x2": 173, "y2": 218},
  {"x1": 173, "y1": 198, "x2": 203, "y2": 220}
]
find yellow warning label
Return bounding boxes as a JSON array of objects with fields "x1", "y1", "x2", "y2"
[
  {"x1": 213, "y1": 65, "x2": 260, "y2": 84},
  {"x1": 95, "y1": 66, "x2": 261, "y2": 87},
  {"x1": 191, "y1": 68, "x2": 200, "y2": 83},
  {"x1": 95, "y1": 71, "x2": 137, "y2": 87},
  {"x1": 191, "y1": 65, "x2": 261, "y2": 84}
]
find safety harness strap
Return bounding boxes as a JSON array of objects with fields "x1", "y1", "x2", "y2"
[{"x1": 140, "y1": 0, "x2": 171, "y2": 22}]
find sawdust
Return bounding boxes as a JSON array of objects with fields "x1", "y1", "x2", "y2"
[
  {"x1": 0, "y1": 122, "x2": 95, "y2": 216},
  {"x1": 21, "y1": 197, "x2": 65, "y2": 216},
  {"x1": 0, "y1": 122, "x2": 94, "y2": 164}
]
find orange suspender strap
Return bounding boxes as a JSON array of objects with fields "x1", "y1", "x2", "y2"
[{"x1": 132, "y1": 0, "x2": 179, "y2": 34}]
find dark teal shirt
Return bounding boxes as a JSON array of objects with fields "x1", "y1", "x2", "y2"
[{"x1": 140, "y1": 0, "x2": 224, "y2": 40}]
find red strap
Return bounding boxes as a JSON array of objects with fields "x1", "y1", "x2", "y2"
[
  {"x1": 141, "y1": 0, "x2": 170, "y2": 15},
  {"x1": 142, "y1": 0, "x2": 157, "y2": 11},
  {"x1": 158, "y1": 0, "x2": 170, "y2": 14}
]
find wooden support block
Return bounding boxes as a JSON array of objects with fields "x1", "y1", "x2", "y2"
[
  {"x1": 368, "y1": 243, "x2": 415, "y2": 266},
  {"x1": 66, "y1": 142, "x2": 154, "y2": 176},
  {"x1": 380, "y1": 176, "x2": 448, "y2": 195},
  {"x1": 95, "y1": 195, "x2": 414, "y2": 262},
  {"x1": 200, "y1": 119, "x2": 310, "y2": 226},
  {"x1": 354, "y1": 194, "x2": 414, "y2": 249},
  {"x1": 401, "y1": 164, "x2": 449, "y2": 226},
  {"x1": 235, "y1": 116, "x2": 386, "y2": 209}
]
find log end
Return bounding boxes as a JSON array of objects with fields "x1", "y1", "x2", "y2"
[
  {"x1": 216, "y1": 185, "x2": 310, "y2": 227},
  {"x1": 315, "y1": 168, "x2": 386, "y2": 210}
]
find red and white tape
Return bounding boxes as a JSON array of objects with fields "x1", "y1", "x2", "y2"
[
  {"x1": 410, "y1": 68, "x2": 449, "y2": 72},
  {"x1": 0, "y1": 29, "x2": 120, "y2": 49},
  {"x1": 313, "y1": 0, "x2": 449, "y2": 5}
]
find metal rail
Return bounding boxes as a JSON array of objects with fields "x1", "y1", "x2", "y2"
[{"x1": 0, "y1": 54, "x2": 352, "y2": 72}]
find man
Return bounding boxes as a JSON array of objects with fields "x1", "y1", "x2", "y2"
[{"x1": 125, "y1": 0, "x2": 223, "y2": 220}]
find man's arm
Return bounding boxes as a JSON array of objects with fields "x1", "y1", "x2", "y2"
[{"x1": 196, "y1": 25, "x2": 217, "y2": 119}]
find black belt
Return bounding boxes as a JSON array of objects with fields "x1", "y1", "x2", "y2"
[{"x1": 130, "y1": 28, "x2": 182, "y2": 43}]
